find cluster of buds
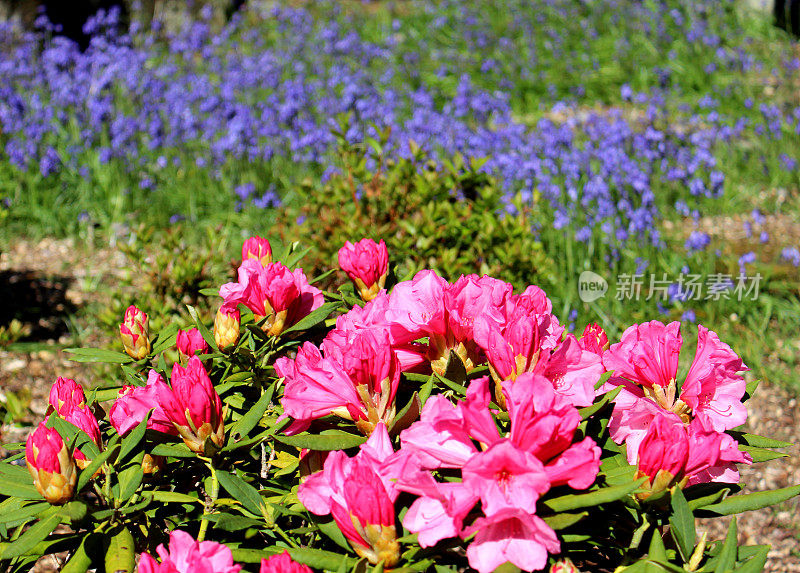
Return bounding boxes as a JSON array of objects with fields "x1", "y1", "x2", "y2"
[
  {"x1": 120, "y1": 305, "x2": 150, "y2": 360},
  {"x1": 338, "y1": 238, "x2": 389, "y2": 302},
  {"x1": 26, "y1": 423, "x2": 77, "y2": 504}
]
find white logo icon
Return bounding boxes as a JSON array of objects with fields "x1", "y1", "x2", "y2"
[{"x1": 578, "y1": 271, "x2": 608, "y2": 302}]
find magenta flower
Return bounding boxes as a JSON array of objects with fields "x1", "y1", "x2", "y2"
[
  {"x1": 578, "y1": 323, "x2": 609, "y2": 355},
  {"x1": 299, "y1": 424, "x2": 402, "y2": 566},
  {"x1": 177, "y1": 327, "x2": 209, "y2": 360},
  {"x1": 278, "y1": 328, "x2": 400, "y2": 436},
  {"x1": 241, "y1": 235, "x2": 272, "y2": 266},
  {"x1": 260, "y1": 551, "x2": 312, "y2": 573},
  {"x1": 109, "y1": 370, "x2": 178, "y2": 436},
  {"x1": 463, "y1": 508, "x2": 560, "y2": 573},
  {"x1": 60, "y1": 406, "x2": 102, "y2": 469},
  {"x1": 138, "y1": 530, "x2": 242, "y2": 573},
  {"x1": 26, "y1": 422, "x2": 77, "y2": 505},
  {"x1": 338, "y1": 238, "x2": 389, "y2": 301},
  {"x1": 219, "y1": 259, "x2": 323, "y2": 337},
  {"x1": 159, "y1": 356, "x2": 225, "y2": 454}
]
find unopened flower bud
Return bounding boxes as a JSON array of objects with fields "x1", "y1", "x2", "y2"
[
  {"x1": 551, "y1": 558, "x2": 580, "y2": 573},
  {"x1": 338, "y1": 239, "x2": 389, "y2": 302},
  {"x1": 26, "y1": 422, "x2": 77, "y2": 504},
  {"x1": 579, "y1": 323, "x2": 609, "y2": 354},
  {"x1": 48, "y1": 377, "x2": 86, "y2": 415},
  {"x1": 242, "y1": 236, "x2": 272, "y2": 266},
  {"x1": 120, "y1": 305, "x2": 150, "y2": 360},
  {"x1": 177, "y1": 327, "x2": 210, "y2": 361},
  {"x1": 214, "y1": 305, "x2": 240, "y2": 351}
]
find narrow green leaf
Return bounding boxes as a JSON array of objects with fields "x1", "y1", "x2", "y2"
[
  {"x1": 119, "y1": 414, "x2": 150, "y2": 463},
  {"x1": 687, "y1": 487, "x2": 732, "y2": 512},
  {"x1": 64, "y1": 348, "x2": 133, "y2": 364},
  {"x1": 187, "y1": 304, "x2": 217, "y2": 351},
  {"x1": 216, "y1": 470, "x2": 264, "y2": 516},
  {"x1": 648, "y1": 530, "x2": 667, "y2": 562},
  {"x1": 714, "y1": 517, "x2": 737, "y2": 573},
  {"x1": 734, "y1": 545, "x2": 770, "y2": 573},
  {"x1": 205, "y1": 513, "x2": 264, "y2": 532},
  {"x1": 150, "y1": 443, "x2": 195, "y2": 458},
  {"x1": 417, "y1": 374, "x2": 435, "y2": 407},
  {"x1": 0, "y1": 463, "x2": 42, "y2": 499},
  {"x1": 315, "y1": 517, "x2": 352, "y2": 551},
  {"x1": 274, "y1": 430, "x2": 366, "y2": 451},
  {"x1": 578, "y1": 385, "x2": 622, "y2": 419},
  {"x1": 60, "y1": 533, "x2": 100, "y2": 573},
  {"x1": 47, "y1": 416, "x2": 100, "y2": 459},
  {"x1": 700, "y1": 484, "x2": 800, "y2": 516},
  {"x1": 389, "y1": 392, "x2": 421, "y2": 435},
  {"x1": 117, "y1": 454, "x2": 145, "y2": 502},
  {"x1": 738, "y1": 445, "x2": 787, "y2": 463},
  {"x1": 230, "y1": 391, "x2": 272, "y2": 441},
  {"x1": 669, "y1": 487, "x2": 695, "y2": 563},
  {"x1": 282, "y1": 302, "x2": 342, "y2": 335},
  {"x1": 541, "y1": 511, "x2": 587, "y2": 530},
  {"x1": 151, "y1": 323, "x2": 180, "y2": 355},
  {"x1": 0, "y1": 502, "x2": 51, "y2": 526},
  {"x1": 151, "y1": 491, "x2": 203, "y2": 504},
  {"x1": 0, "y1": 510, "x2": 61, "y2": 559},
  {"x1": 729, "y1": 431, "x2": 793, "y2": 449},
  {"x1": 542, "y1": 478, "x2": 646, "y2": 512}
]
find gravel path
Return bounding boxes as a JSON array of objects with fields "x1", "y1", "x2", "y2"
[{"x1": 1, "y1": 238, "x2": 799, "y2": 571}]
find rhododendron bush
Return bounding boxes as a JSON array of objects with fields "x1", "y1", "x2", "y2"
[{"x1": 1, "y1": 237, "x2": 798, "y2": 573}]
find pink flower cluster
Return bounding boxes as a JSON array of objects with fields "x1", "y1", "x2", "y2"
[
  {"x1": 602, "y1": 321, "x2": 751, "y2": 491},
  {"x1": 220, "y1": 236, "x2": 323, "y2": 337},
  {"x1": 395, "y1": 375, "x2": 600, "y2": 573},
  {"x1": 276, "y1": 270, "x2": 604, "y2": 437},
  {"x1": 139, "y1": 530, "x2": 311, "y2": 573},
  {"x1": 109, "y1": 357, "x2": 224, "y2": 454}
]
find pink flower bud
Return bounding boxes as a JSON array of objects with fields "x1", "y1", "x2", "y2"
[
  {"x1": 260, "y1": 552, "x2": 312, "y2": 573},
  {"x1": 48, "y1": 377, "x2": 86, "y2": 415},
  {"x1": 120, "y1": 305, "x2": 150, "y2": 360},
  {"x1": 162, "y1": 357, "x2": 225, "y2": 454},
  {"x1": 138, "y1": 530, "x2": 242, "y2": 573},
  {"x1": 214, "y1": 305, "x2": 240, "y2": 351},
  {"x1": 177, "y1": 327, "x2": 210, "y2": 360},
  {"x1": 242, "y1": 236, "x2": 272, "y2": 266},
  {"x1": 26, "y1": 422, "x2": 77, "y2": 504},
  {"x1": 61, "y1": 406, "x2": 102, "y2": 470},
  {"x1": 338, "y1": 239, "x2": 389, "y2": 301},
  {"x1": 579, "y1": 323, "x2": 609, "y2": 354},
  {"x1": 636, "y1": 414, "x2": 690, "y2": 498}
]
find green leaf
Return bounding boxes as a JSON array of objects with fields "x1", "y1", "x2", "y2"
[
  {"x1": 151, "y1": 491, "x2": 203, "y2": 504},
  {"x1": 729, "y1": 431, "x2": 792, "y2": 449},
  {"x1": 60, "y1": 532, "x2": 100, "y2": 573},
  {"x1": 117, "y1": 454, "x2": 145, "y2": 502},
  {"x1": 541, "y1": 511, "x2": 587, "y2": 530},
  {"x1": 104, "y1": 526, "x2": 136, "y2": 573},
  {"x1": 282, "y1": 302, "x2": 342, "y2": 335},
  {"x1": 714, "y1": 517, "x2": 737, "y2": 573},
  {"x1": 64, "y1": 348, "x2": 133, "y2": 364},
  {"x1": 118, "y1": 414, "x2": 150, "y2": 463},
  {"x1": 90, "y1": 387, "x2": 124, "y2": 403},
  {"x1": 150, "y1": 442, "x2": 195, "y2": 458},
  {"x1": 215, "y1": 470, "x2": 264, "y2": 516},
  {"x1": 206, "y1": 513, "x2": 264, "y2": 532},
  {"x1": 0, "y1": 463, "x2": 43, "y2": 500},
  {"x1": 542, "y1": 478, "x2": 646, "y2": 512},
  {"x1": 417, "y1": 374, "x2": 435, "y2": 407},
  {"x1": 389, "y1": 392, "x2": 421, "y2": 436},
  {"x1": 669, "y1": 487, "x2": 695, "y2": 562},
  {"x1": 0, "y1": 502, "x2": 51, "y2": 526},
  {"x1": 274, "y1": 430, "x2": 366, "y2": 451},
  {"x1": 687, "y1": 487, "x2": 732, "y2": 511},
  {"x1": 648, "y1": 530, "x2": 667, "y2": 562},
  {"x1": 699, "y1": 484, "x2": 800, "y2": 516},
  {"x1": 47, "y1": 416, "x2": 100, "y2": 459},
  {"x1": 578, "y1": 385, "x2": 622, "y2": 419},
  {"x1": 151, "y1": 323, "x2": 180, "y2": 355},
  {"x1": 230, "y1": 391, "x2": 272, "y2": 441},
  {"x1": 187, "y1": 304, "x2": 217, "y2": 351},
  {"x1": 442, "y1": 350, "x2": 467, "y2": 386},
  {"x1": 734, "y1": 544, "x2": 770, "y2": 573},
  {"x1": 738, "y1": 445, "x2": 787, "y2": 463},
  {"x1": 0, "y1": 510, "x2": 61, "y2": 559},
  {"x1": 316, "y1": 517, "x2": 352, "y2": 551}
]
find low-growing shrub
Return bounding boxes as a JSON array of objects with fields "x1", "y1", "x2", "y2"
[{"x1": 0, "y1": 236, "x2": 795, "y2": 572}]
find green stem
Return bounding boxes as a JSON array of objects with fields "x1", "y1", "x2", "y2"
[
  {"x1": 197, "y1": 460, "x2": 219, "y2": 542},
  {"x1": 629, "y1": 515, "x2": 652, "y2": 551}
]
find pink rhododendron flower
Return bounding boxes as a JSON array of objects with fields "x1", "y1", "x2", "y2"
[
  {"x1": 159, "y1": 356, "x2": 225, "y2": 453},
  {"x1": 259, "y1": 551, "x2": 312, "y2": 573},
  {"x1": 464, "y1": 509, "x2": 560, "y2": 573},
  {"x1": 241, "y1": 235, "x2": 272, "y2": 265},
  {"x1": 109, "y1": 370, "x2": 177, "y2": 436},
  {"x1": 399, "y1": 395, "x2": 477, "y2": 469},
  {"x1": 48, "y1": 377, "x2": 86, "y2": 415},
  {"x1": 278, "y1": 328, "x2": 400, "y2": 435},
  {"x1": 26, "y1": 422, "x2": 77, "y2": 504},
  {"x1": 299, "y1": 424, "x2": 402, "y2": 566},
  {"x1": 138, "y1": 530, "x2": 241, "y2": 573},
  {"x1": 177, "y1": 327, "x2": 209, "y2": 359},
  {"x1": 59, "y1": 406, "x2": 102, "y2": 468},
  {"x1": 219, "y1": 259, "x2": 323, "y2": 336},
  {"x1": 338, "y1": 238, "x2": 389, "y2": 301},
  {"x1": 119, "y1": 304, "x2": 150, "y2": 360}
]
